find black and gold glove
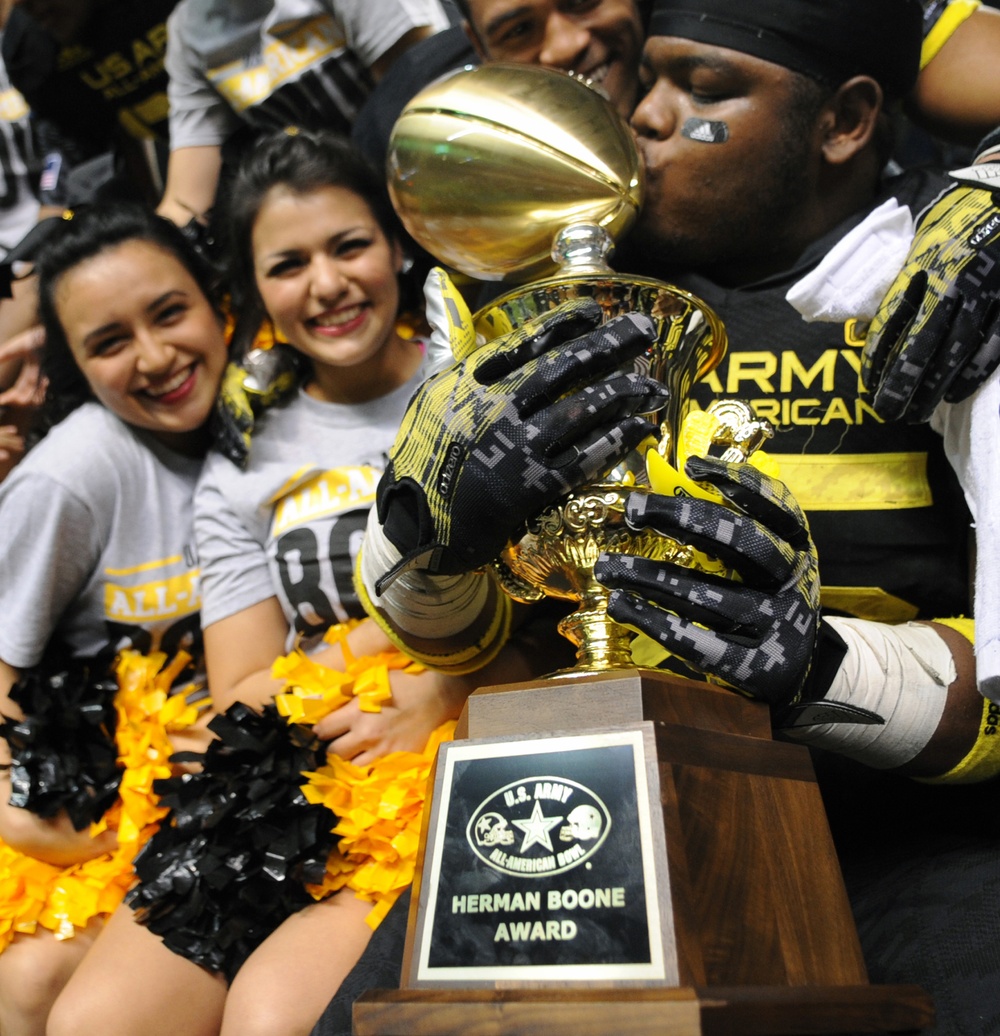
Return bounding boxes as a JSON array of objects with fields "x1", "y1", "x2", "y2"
[
  {"x1": 863, "y1": 148, "x2": 1000, "y2": 422},
  {"x1": 375, "y1": 298, "x2": 664, "y2": 584},
  {"x1": 596, "y1": 457, "x2": 834, "y2": 707},
  {"x1": 212, "y1": 344, "x2": 301, "y2": 467}
]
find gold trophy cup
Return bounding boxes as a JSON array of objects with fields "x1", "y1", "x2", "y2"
[{"x1": 388, "y1": 63, "x2": 734, "y2": 673}]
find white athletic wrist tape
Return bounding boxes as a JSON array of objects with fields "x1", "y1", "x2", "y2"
[
  {"x1": 360, "y1": 507, "x2": 490, "y2": 640},
  {"x1": 783, "y1": 617, "x2": 955, "y2": 768}
]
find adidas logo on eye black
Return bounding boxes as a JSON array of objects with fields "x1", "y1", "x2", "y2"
[{"x1": 681, "y1": 118, "x2": 729, "y2": 144}]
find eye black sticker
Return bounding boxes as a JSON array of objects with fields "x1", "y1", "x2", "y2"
[{"x1": 681, "y1": 118, "x2": 729, "y2": 144}]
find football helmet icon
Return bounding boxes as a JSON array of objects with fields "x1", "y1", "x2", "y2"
[
  {"x1": 474, "y1": 812, "x2": 515, "y2": 846},
  {"x1": 562, "y1": 804, "x2": 602, "y2": 841}
]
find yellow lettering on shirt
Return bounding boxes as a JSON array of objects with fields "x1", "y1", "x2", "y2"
[
  {"x1": 105, "y1": 571, "x2": 201, "y2": 621},
  {"x1": 843, "y1": 319, "x2": 868, "y2": 347},
  {"x1": 81, "y1": 51, "x2": 133, "y2": 90},
  {"x1": 272, "y1": 466, "x2": 379, "y2": 536},
  {"x1": 210, "y1": 16, "x2": 346, "y2": 113},
  {"x1": 697, "y1": 341, "x2": 888, "y2": 430},
  {"x1": 780, "y1": 349, "x2": 836, "y2": 392},
  {"x1": 726, "y1": 352, "x2": 777, "y2": 394},
  {"x1": 132, "y1": 38, "x2": 157, "y2": 66}
]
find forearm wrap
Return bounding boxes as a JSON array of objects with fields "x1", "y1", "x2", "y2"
[
  {"x1": 782, "y1": 617, "x2": 956, "y2": 768},
  {"x1": 356, "y1": 508, "x2": 512, "y2": 674}
]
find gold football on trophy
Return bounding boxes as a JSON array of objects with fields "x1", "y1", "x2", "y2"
[{"x1": 388, "y1": 63, "x2": 643, "y2": 282}]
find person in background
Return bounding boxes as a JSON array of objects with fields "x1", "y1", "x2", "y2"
[
  {"x1": 156, "y1": 0, "x2": 450, "y2": 233},
  {"x1": 355, "y1": 0, "x2": 1000, "y2": 173},
  {"x1": 0, "y1": 204, "x2": 228, "y2": 1036},
  {"x1": 0, "y1": 0, "x2": 182, "y2": 481},
  {"x1": 2, "y1": 0, "x2": 178, "y2": 206}
]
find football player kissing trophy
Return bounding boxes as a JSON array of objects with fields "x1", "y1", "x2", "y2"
[{"x1": 353, "y1": 63, "x2": 931, "y2": 1036}]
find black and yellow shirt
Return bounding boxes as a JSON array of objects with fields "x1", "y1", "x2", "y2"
[
  {"x1": 673, "y1": 168, "x2": 972, "y2": 624},
  {"x1": 1, "y1": 0, "x2": 175, "y2": 153}
]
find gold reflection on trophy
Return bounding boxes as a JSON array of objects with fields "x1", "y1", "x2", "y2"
[{"x1": 388, "y1": 65, "x2": 752, "y2": 674}]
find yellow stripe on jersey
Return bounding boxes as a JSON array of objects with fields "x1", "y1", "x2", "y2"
[
  {"x1": 921, "y1": 0, "x2": 981, "y2": 68},
  {"x1": 105, "y1": 554, "x2": 184, "y2": 577},
  {"x1": 768, "y1": 452, "x2": 932, "y2": 511},
  {"x1": 820, "y1": 587, "x2": 920, "y2": 623}
]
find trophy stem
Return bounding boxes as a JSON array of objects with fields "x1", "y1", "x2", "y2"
[{"x1": 555, "y1": 593, "x2": 635, "y2": 675}]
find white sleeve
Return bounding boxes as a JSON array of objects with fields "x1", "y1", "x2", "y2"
[
  {"x1": 165, "y1": 1, "x2": 242, "y2": 150},
  {"x1": 0, "y1": 472, "x2": 103, "y2": 668},
  {"x1": 194, "y1": 465, "x2": 278, "y2": 629},
  {"x1": 330, "y1": 0, "x2": 448, "y2": 67},
  {"x1": 932, "y1": 368, "x2": 1000, "y2": 697}
]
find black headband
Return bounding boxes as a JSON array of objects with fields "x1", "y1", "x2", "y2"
[{"x1": 648, "y1": 0, "x2": 922, "y2": 100}]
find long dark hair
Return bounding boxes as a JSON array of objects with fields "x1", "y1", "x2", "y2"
[
  {"x1": 223, "y1": 127, "x2": 414, "y2": 358},
  {"x1": 33, "y1": 204, "x2": 222, "y2": 435}
]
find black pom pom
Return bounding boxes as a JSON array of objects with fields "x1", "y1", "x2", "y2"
[
  {"x1": 126, "y1": 702, "x2": 340, "y2": 982},
  {"x1": 0, "y1": 658, "x2": 121, "y2": 830}
]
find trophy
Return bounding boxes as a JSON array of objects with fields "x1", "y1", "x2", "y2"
[
  {"x1": 388, "y1": 62, "x2": 756, "y2": 674},
  {"x1": 355, "y1": 64, "x2": 932, "y2": 1035}
]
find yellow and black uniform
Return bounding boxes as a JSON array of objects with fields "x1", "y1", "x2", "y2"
[
  {"x1": 0, "y1": 1, "x2": 175, "y2": 202},
  {"x1": 674, "y1": 168, "x2": 972, "y2": 625}
]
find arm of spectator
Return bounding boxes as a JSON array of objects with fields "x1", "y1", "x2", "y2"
[
  {"x1": 202, "y1": 596, "x2": 291, "y2": 713},
  {"x1": 313, "y1": 625, "x2": 550, "y2": 765},
  {"x1": 911, "y1": 6, "x2": 1000, "y2": 144},
  {"x1": 370, "y1": 24, "x2": 440, "y2": 80},
  {"x1": 156, "y1": 145, "x2": 223, "y2": 228},
  {"x1": 0, "y1": 274, "x2": 40, "y2": 377},
  {"x1": 204, "y1": 597, "x2": 468, "y2": 764},
  {"x1": 0, "y1": 324, "x2": 46, "y2": 481},
  {"x1": 0, "y1": 425, "x2": 26, "y2": 483}
]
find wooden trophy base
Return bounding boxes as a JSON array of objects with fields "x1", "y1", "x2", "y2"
[
  {"x1": 354, "y1": 669, "x2": 932, "y2": 1035},
  {"x1": 354, "y1": 985, "x2": 932, "y2": 1035}
]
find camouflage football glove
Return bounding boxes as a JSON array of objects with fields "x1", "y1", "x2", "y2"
[
  {"x1": 595, "y1": 457, "x2": 829, "y2": 707},
  {"x1": 863, "y1": 145, "x2": 1000, "y2": 422},
  {"x1": 375, "y1": 298, "x2": 664, "y2": 584}
]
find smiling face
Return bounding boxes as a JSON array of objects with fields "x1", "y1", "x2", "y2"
[
  {"x1": 465, "y1": 0, "x2": 644, "y2": 118},
  {"x1": 251, "y1": 184, "x2": 416, "y2": 404},
  {"x1": 55, "y1": 239, "x2": 227, "y2": 450},
  {"x1": 628, "y1": 35, "x2": 829, "y2": 284}
]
